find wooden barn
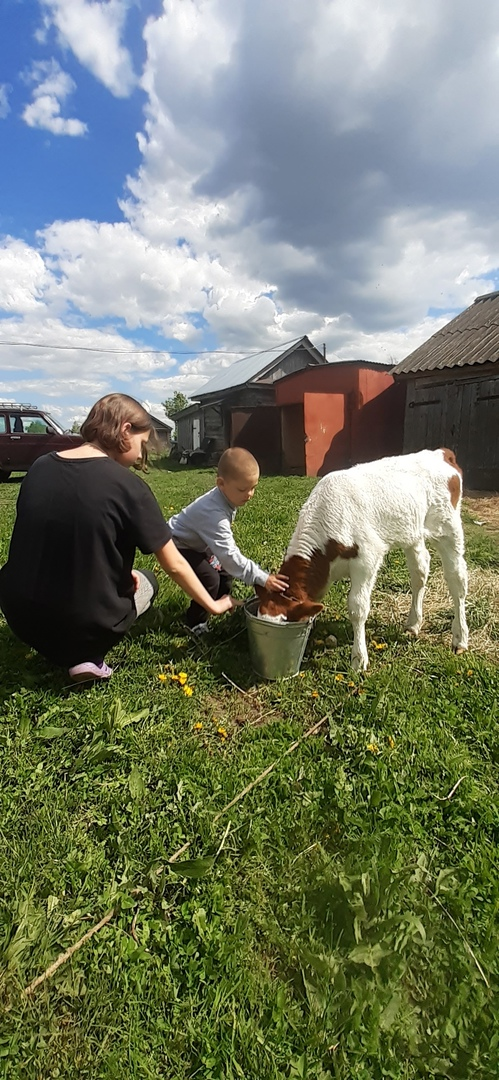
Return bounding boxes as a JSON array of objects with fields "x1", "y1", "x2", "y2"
[
  {"x1": 275, "y1": 361, "x2": 405, "y2": 475},
  {"x1": 174, "y1": 336, "x2": 327, "y2": 472},
  {"x1": 393, "y1": 291, "x2": 499, "y2": 490}
]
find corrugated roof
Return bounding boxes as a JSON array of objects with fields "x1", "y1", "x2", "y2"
[
  {"x1": 393, "y1": 291, "x2": 499, "y2": 375},
  {"x1": 196, "y1": 336, "x2": 318, "y2": 397}
]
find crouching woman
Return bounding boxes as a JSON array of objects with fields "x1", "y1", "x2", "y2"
[{"x1": 0, "y1": 394, "x2": 238, "y2": 682}]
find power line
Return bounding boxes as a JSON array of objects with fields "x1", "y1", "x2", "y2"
[{"x1": 0, "y1": 336, "x2": 301, "y2": 358}]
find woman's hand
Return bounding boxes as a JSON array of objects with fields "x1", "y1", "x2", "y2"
[
  {"x1": 131, "y1": 570, "x2": 140, "y2": 592},
  {"x1": 211, "y1": 594, "x2": 243, "y2": 616},
  {"x1": 265, "y1": 573, "x2": 289, "y2": 594}
]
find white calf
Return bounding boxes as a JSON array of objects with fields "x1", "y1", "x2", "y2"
[{"x1": 256, "y1": 449, "x2": 469, "y2": 671}]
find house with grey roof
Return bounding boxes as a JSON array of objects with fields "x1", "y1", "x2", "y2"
[
  {"x1": 393, "y1": 291, "x2": 499, "y2": 489},
  {"x1": 174, "y1": 336, "x2": 327, "y2": 473}
]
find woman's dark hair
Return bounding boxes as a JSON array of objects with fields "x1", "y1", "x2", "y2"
[{"x1": 80, "y1": 394, "x2": 155, "y2": 469}]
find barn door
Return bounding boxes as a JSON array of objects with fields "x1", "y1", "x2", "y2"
[
  {"x1": 304, "y1": 392, "x2": 346, "y2": 476},
  {"x1": 404, "y1": 384, "x2": 445, "y2": 451},
  {"x1": 465, "y1": 379, "x2": 499, "y2": 488}
]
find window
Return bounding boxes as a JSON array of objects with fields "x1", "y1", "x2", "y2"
[{"x1": 8, "y1": 414, "x2": 50, "y2": 434}]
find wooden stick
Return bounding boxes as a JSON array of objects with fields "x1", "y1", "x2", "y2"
[
  {"x1": 434, "y1": 775, "x2": 466, "y2": 801},
  {"x1": 221, "y1": 671, "x2": 253, "y2": 696},
  {"x1": 25, "y1": 909, "x2": 115, "y2": 996},
  {"x1": 213, "y1": 715, "x2": 328, "y2": 823}
]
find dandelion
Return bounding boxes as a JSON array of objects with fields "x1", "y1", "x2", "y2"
[
  {"x1": 158, "y1": 673, "x2": 167, "y2": 682},
  {"x1": 348, "y1": 681, "x2": 355, "y2": 688},
  {"x1": 217, "y1": 726, "x2": 228, "y2": 739},
  {"x1": 374, "y1": 642, "x2": 387, "y2": 651},
  {"x1": 183, "y1": 685, "x2": 194, "y2": 697},
  {"x1": 299, "y1": 672, "x2": 306, "y2": 678},
  {"x1": 178, "y1": 672, "x2": 188, "y2": 685},
  {"x1": 170, "y1": 673, "x2": 179, "y2": 681},
  {"x1": 154, "y1": 564, "x2": 160, "y2": 572},
  {"x1": 193, "y1": 722, "x2": 203, "y2": 731},
  {"x1": 311, "y1": 691, "x2": 319, "y2": 698},
  {"x1": 367, "y1": 742, "x2": 380, "y2": 754},
  {"x1": 467, "y1": 669, "x2": 474, "y2": 677},
  {"x1": 334, "y1": 673, "x2": 344, "y2": 682},
  {"x1": 169, "y1": 506, "x2": 174, "y2": 511}
]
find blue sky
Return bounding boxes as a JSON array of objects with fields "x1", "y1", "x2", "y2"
[{"x1": 1, "y1": 0, "x2": 499, "y2": 428}]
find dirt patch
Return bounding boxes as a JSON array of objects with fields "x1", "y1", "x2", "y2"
[{"x1": 463, "y1": 491, "x2": 499, "y2": 532}]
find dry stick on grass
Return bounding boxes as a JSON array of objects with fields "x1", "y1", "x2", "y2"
[
  {"x1": 213, "y1": 715, "x2": 329, "y2": 823},
  {"x1": 434, "y1": 775, "x2": 466, "y2": 801},
  {"x1": 24, "y1": 716, "x2": 329, "y2": 995}
]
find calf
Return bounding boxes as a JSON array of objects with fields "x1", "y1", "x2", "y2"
[{"x1": 256, "y1": 449, "x2": 468, "y2": 671}]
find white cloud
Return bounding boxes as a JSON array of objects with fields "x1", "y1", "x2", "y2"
[
  {"x1": 22, "y1": 59, "x2": 87, "y2": 135},
  {"x1": 42, "y1": 0, "x2": 136, "y2": 97},
  {"x1": 0, "y1": 84, "x2": 10, "y2": 119},
  {"x1": 0, "y1": 238, "x2": 51, "y2": 312}
]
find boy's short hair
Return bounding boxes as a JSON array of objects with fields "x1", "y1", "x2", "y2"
[{"x1": 217, "y1": 447, "x2": 259, "y2": 481}]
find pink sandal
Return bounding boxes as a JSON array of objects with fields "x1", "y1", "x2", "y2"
[{"x1": 69, "y1": 660, "x2": 113, "y2": 682}]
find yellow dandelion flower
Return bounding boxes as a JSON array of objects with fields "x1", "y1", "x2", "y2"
[
  {"x1": 334, "y1": 673, "x2": 344, "y2": 682},
  {"x1": 169, "y1": 506, "x2": 174, "y2": 510},
  {"x1": 374, "y1": 642, "x2": 387, "y2": 650},
  {"x1": 467, "y1": 669, "x2": 474, "y2": 676},
  {"x1": 170, "y1": 673, "x2": 179, "y2": 681},
  {"x1": 157, "y1": 673, "x2": 167, "y2": 682},
  {"x1": 183, "y1": 685, "x2": 194, "y2": 696},
  {"x1": 311, "y1": 691, "x2": 319, "y2": 698},
  {"x1": 154, "y1": 564, "x2": 160, "y2": 572},
  {"x1": 387, "y1": 735, "x2": 395, "y2": 749},
  {"x1": 178, "y1": 672, "x2": 188, "y2": 685},
  {"x1": 193, "y1": 721, "x2": 203, "y2": 731},
  {"x1": 367, "y1": 742, "x2": 380, "y2": 754},
  {"x1": 299, "y1": 672, "x2": 306, "y2": 678},
  {"x1": 348, "y1": 681, "x2": 355, "y2": 688},
  {"x1": 217, "y1": 726, "x2": 228, "y2": 739}
]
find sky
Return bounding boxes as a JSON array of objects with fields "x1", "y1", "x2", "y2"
[{"x1": 2, "y1": 0, "x2": 499, "y2": 428}]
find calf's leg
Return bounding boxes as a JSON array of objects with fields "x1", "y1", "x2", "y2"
[
  {"x1": 404, "y1": 541, "x2": 431, "y2": 636},
  {"x1": 347, "y1": 555, "x2": 383, "y2": 672},
  {"x1": 434, "y1": 532, "x2": 469, "y2": 653}
]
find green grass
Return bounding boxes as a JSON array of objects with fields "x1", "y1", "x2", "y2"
[{"x1": 1, "y1": 467, "x2": 499, "y2": 1079}]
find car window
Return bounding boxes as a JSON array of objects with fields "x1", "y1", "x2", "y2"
[
  {"x1": 0, "y1": 416, "x2": 6, "y2": 434},
  {"x1": 8, "y1": 414, "x2": 50, "y2": 435}
]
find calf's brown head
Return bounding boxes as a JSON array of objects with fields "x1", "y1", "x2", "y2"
[{"x1": 255, "y1": 555, "x2": 324, "y2": 622}]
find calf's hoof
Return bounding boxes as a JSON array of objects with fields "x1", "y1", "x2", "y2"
[
  {"x1": 351, "y1": 653, "x2": 369, "y2": 673},
  {"x1": 452, "y1": 645, "x2": 467, "y2": 655}
]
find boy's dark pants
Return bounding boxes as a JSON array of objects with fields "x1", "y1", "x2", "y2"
[{"x1": 175, "y1": 546, "x2": 233, "y2": 628}]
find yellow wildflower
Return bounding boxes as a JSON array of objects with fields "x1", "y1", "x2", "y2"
[
  {"x1": 193, "y1": 721, "x2": 203, "y2": 731},
  {"x1": 178, "y1": 672, "x2": 188, "y2": 685},
  {"x1": 334, "y1": 673, "x2": 344, "y2": 682},
  {"x1": 387, "y1": 735, "x2": 395, "y2": 749},
  {"x1": 374, "y1": 642, "x2": 387, "y2": 650},
  {"x1": 311, "y1": 691, "x2": 319, "y2": 698},
  {"x1": 467, "y1": 669, "x2": 474, "y2": 677},
  {"x1": 170, "y1": 673, "x2": 179, "y2": 681},
  {"x1": 217, "y1": 726, "x2": 228, "y2": 739},
  {"x1": 299, "y1": 672, "x2": 306, "y2": 678},
  {"x1": 348, "y1": 681, "x2": 355, "y2": 688},
  {"x1": 158, "y1": 673, "x2": 167, "y2": 682},
  {"x1": 367, "y1": 742, "x2": 380, "y2": 754},
  {"x1": 183, "y1": 685, "x2": 194, "y2": 697},
  {"x1": 169, "y1": 506, "x2": 174, "y2": 510},
  {"x1": 154, "y1": 564, "x2": 160, "y2": 572}
]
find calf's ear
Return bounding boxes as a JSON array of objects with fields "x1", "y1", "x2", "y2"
[{"x1": 291, "y1": 601, "x2": 324, "y2": 622}]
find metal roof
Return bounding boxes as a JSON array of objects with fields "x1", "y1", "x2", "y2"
[
  {"x1": 393, "y1": 291, "x2": 499, "y2": 375},
  {"x1": 196, "y1": 336, "x2": 320, "y2": 397}
]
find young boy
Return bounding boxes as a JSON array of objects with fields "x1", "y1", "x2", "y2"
[{"x1": 169, "y1": 447, "x2": 288, "y2": 632}]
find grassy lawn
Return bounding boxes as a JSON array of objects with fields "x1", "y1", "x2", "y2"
[{"x1": 0, "y1": 465, "x2": 498, "y2": 1080}]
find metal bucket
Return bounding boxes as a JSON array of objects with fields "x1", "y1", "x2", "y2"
[{"x1": 244, "y1": 597, "x2": 314, "y2": 680}]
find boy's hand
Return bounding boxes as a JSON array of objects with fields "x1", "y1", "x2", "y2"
[
  {"x1": 265, "y1": 573, "x2": 289, "y2": 593},
  {"x1": 131, "y1": 570, "x2": 140, "y2": 592},
  {"x1": 212, "y1": 595, "x2": 243, "y2": 615}
]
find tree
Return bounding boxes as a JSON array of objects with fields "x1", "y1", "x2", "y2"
[
  {"x1": 162, "y1": 391, "x2": 190, "y2": 418},
  {"x1": 70, "y1": 420, "x2": 81, "y2": 433}
]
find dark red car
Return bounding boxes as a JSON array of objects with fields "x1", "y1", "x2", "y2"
[{"x1": 0, "y1": 402, "x2": 83, "y2": 480}]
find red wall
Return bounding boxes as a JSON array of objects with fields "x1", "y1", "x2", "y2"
[{"x1": 276, "y1": 364, "x2": 405, "y2": 475}]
